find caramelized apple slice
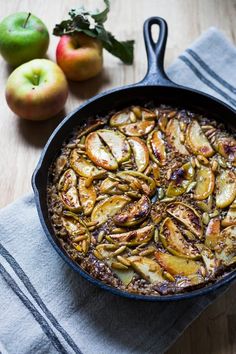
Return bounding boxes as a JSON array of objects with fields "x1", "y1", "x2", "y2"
[
  {"x1": 97, "y1": 245, "x2": 134, "y2": 285},
  {"x1": 113, "y1": 195, "x2": 151, "y2": 226},
  {"x1": 58, "y1": 168, "x2": 77, "y2": 191},
  {"x1": 155, "y1": 251, "x2": 202, "y2": 276},
  {"x1": 91, "y1": 195, "x2": 130, "y2": 225},
  {"x1": 98, "y1": 129, "x2": 130, "y2": 163},
  {"x1": 100, "y1": 177, "x2": 118, "y2": 194},
  {"x1": 78, "y1": 177, "x2": 96, "y2": 215},
  {"x1": 62, "y1": 216, "x2": 84, "y2": 236},
  {"x1": 217, "y1": 136, "x2": 236, "y2": 163},
  {"x1": 160, "y1": 217, "x2": 200, "y2": 259},
  {"x1": 119, "y1": 120, "x2": 155, "y2": 137},
  {"x1": 166, "y1": 162, "x2": 195, "y2": 197},
  {"x1": 60, "y1": 186, "x2": 81, "y2": 212},
  {"x1": 86, "y1": 132, "x2": 118, "y2": 170},
  {"x1": 167, "y1": 202, "x2": 203, "y2": 239},
  {"x1": 147, "y1": 130, "x2": 166, "y2": 165},
  {"x1": 141, "y1": 108, "x2": 156, "y2": 120},
  {"x1": 196, "y1": 244, "x2": 219, "y2": 276},
  {"x1": 222, "y1": 207, "x2": 236, "y2": 227},
  {"x1": 215, "y1": 225, "x2": 236, "y2": 265},
  {"x1": 109, "y1": 225, "x2": 154, "y2": 245},
  {"x1": 128, "y1": 256, "x2": 165, "y2": 283},
  {"x1": 205, "y1": 218, "x2": 221, "y2": 249},
  {"x1": 109, "y1": 110, "x2": 131, "y2": 127},
  {"x1": 117, "y1": 171, "x2": 156, "y2": 196},
  {"x1": 194, "y1": 166, "x2": 215, "y2": 200},
  {"x1": 185, "y1": 120, "x2": 214, "y2": 157},
  {"x1": 166, "y1": 119, "x2": 189, "y2": 155},
  {"x1": 70, "y1": 149, "x2": 102, "y2": 178},
  {"x1": 215, "y1": 170, "x2": 236, "y2": 208},
  {"x1": 128, "y1": 137, "x2": 149, "y2": 172}
]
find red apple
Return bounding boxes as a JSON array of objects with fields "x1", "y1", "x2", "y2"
[
  {"x1": 5, "y1": 59, "x2": 68, "y2": 121},
  {"x1": 56, "y1": 34, "x2": 103, "y2": 81}
]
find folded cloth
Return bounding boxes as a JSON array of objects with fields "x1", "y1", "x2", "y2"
[{"x1": 0, "y1": 28, "x2": 236, "y2": 354}]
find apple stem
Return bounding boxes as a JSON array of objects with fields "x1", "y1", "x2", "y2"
[{"x1": 23, "y1": 13, "x2": 31, "y2": 28}]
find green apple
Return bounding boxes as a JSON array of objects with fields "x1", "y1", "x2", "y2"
[
  {"x1": 5, "y1": 59, "x2": 68, "y2": 121},
  {"x1": 0, "y1": 12, "x2": 49, "y2": 67}
]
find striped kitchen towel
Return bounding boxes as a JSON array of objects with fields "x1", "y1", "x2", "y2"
[{"x1": 0, "y1": 27, "x2": 236, "y2": 354}]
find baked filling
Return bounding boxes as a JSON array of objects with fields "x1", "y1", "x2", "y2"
[{"x1": 47, "y1": 105, "x2": 236, "y2": 296}]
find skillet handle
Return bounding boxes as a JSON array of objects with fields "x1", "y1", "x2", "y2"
[{"x1": 139, "y1": 17, "x2": 178, "y2": 87}]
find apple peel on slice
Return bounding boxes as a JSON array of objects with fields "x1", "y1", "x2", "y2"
[
  {"x1": 118, "y1": 120, "x2": 155, "y2": 137},
  {"x1": 222, "y1": 207, "x2": 236, "y2": 227},
  {"x1": 166, "y1": 162, "x2": 195, "y2": 197},
  {"x1": 128, "y1": 256, "x2": 165, "y2": 284},
  {"x1": 147, "y1": 130, "x2": 166, "y2": 165},
  {"x1": 167, "y1": 202, "x2": 203, "y2": 239},
  {"x1": 109, "y1": 224, "x2": 154, "y2": 245},
  {"x1": 58, "y1": 168, "x2": 77, "y2": 191},
  {"x1": 215, "y1": 225, "x2": 236, "y2": 266},
  {"x1": 60, "y1": 186, "x2": 81, "y2": 212},
  {"x1": 70, "y1": 149, "x2": 103, "y2": 178},
  {"x1": 78, "y1": 177, "x2": 96, "y2": 216},
  {"x1": 194, "y1": 166, "x2": 215, "y2": 200},
  {"x1": 91, "y1": 195, "x2": 130, "y2": 225},
  {"x1": 109, "y1": 110, "x2": 131, "y2": 127},
  {"x1": 113, "y1": 195, "x2": 151, "y2": 227},
  {"x1": 215, "y1": 169, "x2": 236, "y2": 209},
  {"x1": 160, "y1": 217, "x2": 200, "y2": 259},
  {"x1": 86, "y1": 132, "x2": 118, "y2": 170},
  {"x1": 205, "y1": 218, "x2": 221, "y2": 249},
  {"x1": 185, "y1": 120, "x2": 214, "y2": 157},
  {"x1": 117, "y1": 170, "x2": 156, "y2": 196},
  {"x1": 128, "y1": 137, "x2": 149, "y2": 172},
  {"x1": 165, "y1": 118, "x2": 189, "y2": 155}
]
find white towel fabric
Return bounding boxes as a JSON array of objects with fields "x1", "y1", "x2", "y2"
[{"x1": 0, "y1": 27, "x2": 236, "y2": 354}]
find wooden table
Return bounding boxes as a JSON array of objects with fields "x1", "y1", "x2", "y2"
[{"x1": 0, "y1": 0, "x2": 235, "y2": 353}]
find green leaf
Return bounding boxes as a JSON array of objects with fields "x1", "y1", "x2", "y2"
[
  {"x1": 92, "y1": 0, "x2": 110, "y2": 24},
  {"x1": 53, "y1": 0, "x2": 134, "y2": 64},
  {"x1": 101, "y1": 32, "x2": 134, "y2": 65}
]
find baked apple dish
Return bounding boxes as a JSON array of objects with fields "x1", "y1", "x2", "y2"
[{"x1": 47, "y1": 105, "x2": 236, "y2": 295}]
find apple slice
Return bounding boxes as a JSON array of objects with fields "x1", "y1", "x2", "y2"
[
  {"x1": 96, "y1": 244, "x2": 134, "y2": 285},
  {"x1": 196, "y1": 244, "x2": 219, "y2": 276},
  {"x1": 70, "y1": 149, "x2": 102, "y2": 177},
  {"x1": 109, "y1": 225, "x2": 154, "y2": 245},
  {"x1": 166, "y1": 162, "x2": 195, "y2": 197},
  {"x1": 98, "y1": 129, "x2": 131, "y2": 163},
  {"x1": 205, "y1": 218, "x2": 221, "y2": 249},
  {"x1": 222, "y1": 207, "x2": 236, "y2": 227},
  {"x1": 60, "y1": 186, "x2": 81, "y2": 212},
  {"x1": 147, "y1": 130, "x2": 166, "y2": 165},
  {"x1": 109, "y1": 110, "x2": 131, "y2": 127},
  {"x1": 58, "y1": 168, "x2": 77, "y2": 191},
  {"x1": 62, "y1": 215, "x2": 84, "y2": 236},
  {"x1": 128, "y1": 256, "x2": 165, "y2": 283},
  {"x1": 141, "y1": 108, "x2": 156, "y2": 120},
  {"x1": 117, "y1": 170, "x2": 156, "y2": 196},
  {"x1": 155, "y1": 251, "x2": 202, "y2": 276},
  {"x1": 100, "y1": 177, "x2": 118, "y2": 194},
  {"x1": 118, "y1": 120, "x2": 155, "y2": 137},
  {"x1": 194, "y1": 166, "x2": 215, "y2": 200},
  {"x1": 86, "y1": 132, "x2": 118, "y2": 170},
  {"x1": 167, "y1": 202, "x2": 203, "y2": 239},
  {"x1": 91, "y1": 195, "x2": 130, "y2": 225},
  {"x1": 166, "y1": 118, "x2": 189, "y2": 155},
  {"x1": 160, "y1": 217, "x2": 200, "y2": 259},
  {"x1": 215, "y1": 225, "x2": 236, "y2": 265},
  {"x1": 215, "y1": 170, "x2": 236, "y2": 208},
  {"x1": 113, "y1": 195, "x2": 151, "y2": 226},
  {"x1": 216, "y1": 136, "x2": 236, "y2": 163},
  {"x1": 128, "y1": 137, "x2": 149, "y2": 172},
  {"x1": 78, "y1": 177, "x2": 96, "y2": 215},
  {"x1": 185, "y1": 120, "x2": 214, "y2": 157}
]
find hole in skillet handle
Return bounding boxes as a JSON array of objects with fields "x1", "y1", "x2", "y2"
[{"x1": 139, "y1": 17, "x2": 179, "y2": 87}]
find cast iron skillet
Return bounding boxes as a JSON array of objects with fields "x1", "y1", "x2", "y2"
[{"x1": 32, "y1": 17, "x2": 236, "y2": 301}]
